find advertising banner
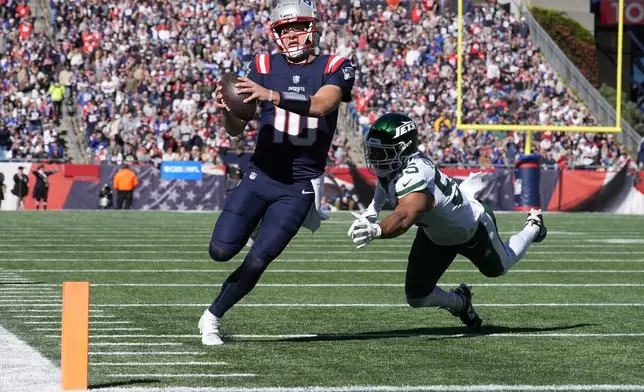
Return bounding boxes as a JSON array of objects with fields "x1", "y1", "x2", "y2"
[{"x1": 160, "y1": 161, "x2": 203, "y2": 181}]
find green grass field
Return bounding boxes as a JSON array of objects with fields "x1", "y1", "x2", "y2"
[{"x1": 1, "y1": 211, "x2": 644, "y2": 391}]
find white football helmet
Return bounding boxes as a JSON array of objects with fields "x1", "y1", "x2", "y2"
[{"x1": 270, "y1": 0, "x2": 321, "y2": 61}]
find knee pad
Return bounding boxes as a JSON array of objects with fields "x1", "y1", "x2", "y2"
[{"x1": 208, "y1": 243, "x2": 235, "y2": 262}]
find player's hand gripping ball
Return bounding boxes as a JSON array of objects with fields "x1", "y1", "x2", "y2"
[{"x1": 217, "y1": 72, "x2": 258, "y2": 121}]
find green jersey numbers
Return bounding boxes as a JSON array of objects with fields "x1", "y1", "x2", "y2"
[
  {"x1": 433, "y1": 166, "x2": 463, "y2": 207},
  {"x1": 396, "y1": 156, "x2": 463, "y2": 207},
  {"x1": 386, "y1": 153, "x2": 484, "y2": 247}
]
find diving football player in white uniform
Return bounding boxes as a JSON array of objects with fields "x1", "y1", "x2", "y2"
[{"x1": 348, "y1": 113, "x2": 547, "y2": 330}]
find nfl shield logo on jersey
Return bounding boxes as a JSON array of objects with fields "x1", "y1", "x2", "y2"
[
  {"x1": 249, "y1": 172, "x2": 257, "y2": 180},
  {"x1": 293, "y1": 75, "x2": 300, "y2": 84}
]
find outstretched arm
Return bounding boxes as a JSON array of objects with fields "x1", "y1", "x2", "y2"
[
  {"x1": 378, "y1": 191, "x2": 434, "y2": 239},
  {"x1": 349, "y1": 190, "x2": 434, "y2": 248}
]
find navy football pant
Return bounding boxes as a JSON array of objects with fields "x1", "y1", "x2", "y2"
[{"x1": 208, "y1": 170, "x2": 314, "y2": 317}]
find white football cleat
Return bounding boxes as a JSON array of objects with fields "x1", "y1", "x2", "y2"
[
  {"x1": 198, "y1": 309, "x2": 224, "y2": 346},
  {"x1": 526, "y1": 208, "x2": 547, "y2": 243}
]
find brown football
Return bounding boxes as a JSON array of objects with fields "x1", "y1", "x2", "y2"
[{"x1": 219, "y1": 72, "x2": 258, "y2": 121}]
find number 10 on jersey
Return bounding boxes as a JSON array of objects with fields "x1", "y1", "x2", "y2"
[{"x1": 273, "y1": 107, "x2": 318, "y2": 146}]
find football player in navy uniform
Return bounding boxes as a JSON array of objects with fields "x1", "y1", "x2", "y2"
[{"x1": 199, "y1": 0, "x2": 355, "y2": 345}]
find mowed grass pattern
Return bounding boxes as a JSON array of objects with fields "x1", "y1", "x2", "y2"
[{"x1": 0, "y1": 211, "x2": 644, "y2": 390}]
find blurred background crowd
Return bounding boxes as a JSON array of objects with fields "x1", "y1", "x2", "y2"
[{"x1": 0, "y1": 0, "x2": 632, "y2": 170}]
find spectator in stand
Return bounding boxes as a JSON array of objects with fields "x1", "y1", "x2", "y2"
[
  {"x1": 46, "y1": 0, "x2": 629, "y2": 170},
  {"x1": 1, "y1": 1, "x2": 66, "y2": 162}
]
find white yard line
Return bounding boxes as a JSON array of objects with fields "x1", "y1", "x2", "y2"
[
  {"x1": 35, "y1": 328, "x2": 145, "y2": 332},
  {"x1": 0, "y1": 324, "x2": 59, "y2": 392},
  {"x1": 0, "y1": 300, "x2": 61, "y2": 303},
  {"x1": 106, "y1": 373, "x2": 256, "y2": 378},
  {"x1": 9, "y1": 302, "x2": 644, "y2": 309},
  {"x1": 89, "y1": 351, "x2": 206, "y2": 356},
  {"x1": 2, "y1": 269, "x2": 644, "y2": 273},
  {"x1": 90, "y1": 342, "x2": 183, "y2": 346},
  {"x1": 91, "y1": 362, "x2": 227, "y2": 366},
  {"x1": 12, "y1": 314, "x2": 115, "y2": 319},
  {"x1": 6, "y1": 282, "x2": 644, "y2": 288},
  {"x1": 69, "y1": 303, "x2": 644, "y2": 308},
  {"x1": 24, "y1": 320, "x2": 130, "y2": 325},
  {"x1": 78, "y1": 283, "x2": 644, "y2": 288},
  {"x1": 69, "y1": 333, "x2": 644, "y2": 340},
  {"x1": 2, "y1": 249, "x2": 642, "y2": 255},
  {"x1": 4, "y1": 259, "x2": 644, "y2": 264},
  {"x1": 2, "y1": 308, "x2": 103, "y2": 313},
  {"x1": 86, "y1": 384, "x2": 644, "y2": 392}
]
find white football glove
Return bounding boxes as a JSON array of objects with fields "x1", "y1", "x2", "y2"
[
  {"x1": 348, "y1": 211, "x2": 382, "y2": 249},
  {"x1": 347, "y1": 206, "x2": 378, "y2": 237}
]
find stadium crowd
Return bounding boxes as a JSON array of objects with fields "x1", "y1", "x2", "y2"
[
  {"x1": 0, "y1": 0, "x2": 66, "y2": 162},
  {"x1": 39, "y1": 0, "x2": 630, "y2": 170}
]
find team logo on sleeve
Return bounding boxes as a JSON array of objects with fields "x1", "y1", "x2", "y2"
[
  {"x1": 395, "y1": 120, "x2": 417, "y2": 138},
  {"x1": 342, "y1": 67, "x2": 355, "y2": 80}
]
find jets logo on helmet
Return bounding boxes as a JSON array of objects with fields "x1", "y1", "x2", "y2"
[
  {"x1": 364, "y1": 113, "x2": 420, "y2": 177},
  {"x1": 270, "y1": 0, "x2": 321, "y2": 61},
  {"x1": 394, "y1": 120, "x2": 416, "y2": 138}
]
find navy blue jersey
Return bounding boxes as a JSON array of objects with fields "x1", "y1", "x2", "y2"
[{"x1": 246, "y1": 53, "x2": 355, "y2": 183}]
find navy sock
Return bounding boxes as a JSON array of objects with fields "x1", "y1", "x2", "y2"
[{"x1": 209, "y1": 252, "x2": 270, "y2": 318}]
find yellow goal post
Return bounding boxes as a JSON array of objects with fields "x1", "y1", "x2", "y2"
[{"x1": 455, "y1": 0, "x2": 625, "y2": 154}]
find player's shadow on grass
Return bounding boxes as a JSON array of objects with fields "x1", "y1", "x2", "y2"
[
  {"x1": 89, "y1": 379, "x2": 159, "y2": 389},
  {"x1": 275, "y1": 324, "x2": 595, "y2": 343}
]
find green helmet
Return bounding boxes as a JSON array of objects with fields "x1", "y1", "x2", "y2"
[{"x1": 364, "y1": 113, "x2": 419, "y2": 177}]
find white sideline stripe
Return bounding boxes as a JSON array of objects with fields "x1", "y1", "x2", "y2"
[
  {"x1": 0, "y1": 296, "x2": 60, "y2": 299},
  {"x1": 85, "y1": 384, "x2": 644, "y2": 391},
  {"x1": 24, "y1": 320, "x2": 130, "y2": 324},
  {"x1": 12, "y1": 302, "x2": 644, "y2": 309},
  {"x1": 91, "y1": 362, "x2": 228, "y2": 366},
  {"x1": 13, "y1": 315, "x2": 115, "y2": 319},
  {"x1": 0, "y1": 291, "x2": 57, "y2": 295},
  {"x1": 70, "y1": 333, "x2": 644, "y2": 340},
  {"x1": 106, "y1": 373, "x2": 256, "y2": 378},
  {"x1": 36, "y1": 328, "x2": 145, "y2": 332},
  {"x1": 10, "y1": 282, "x2": 644, "y2": 289},
  {"x1": 89, "y1": 351, "x2": 206, "y2": 356},
  {"x1": 81, "y1": 283, "x2": 644, "y2": 288},
  {"x1": 90, "y1": 342, "x2": 183, "y2": 346},
  {"x1": 2, "y1": 309, "x2": 103, "y2": 313},
  {"x1": 7, "y1": 259, "x2": 644, "y2": 264},
  {"x1": 0, "y1": 324, "x2": 59, "y2": 392},
  {"x1": 3, "y1": 243, "x2": 639, "y2": 249},
  {"x1": 0, "y1": 300, "x2": 61, "y2": 303},
  {"x1": 3, "y1": 250, "x2": 643, "y2": 255},
  {"x1": 87, "y1": 303, "x2": 644, "y2": 308},
  {"x1": 3, "y1": 269, "x2": 644, "y2": 273},
  {"x1": 6, "y1": 242, "x2": 644, "y2": 251}
]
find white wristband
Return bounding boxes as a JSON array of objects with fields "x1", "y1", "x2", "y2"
[{"x1": 268, "y1": 90, "x2": 274, "y2": 103}]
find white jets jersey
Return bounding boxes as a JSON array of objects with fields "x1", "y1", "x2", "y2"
[{"x1": 381, "y1": 154, "x2": 484, "y2": 246}]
